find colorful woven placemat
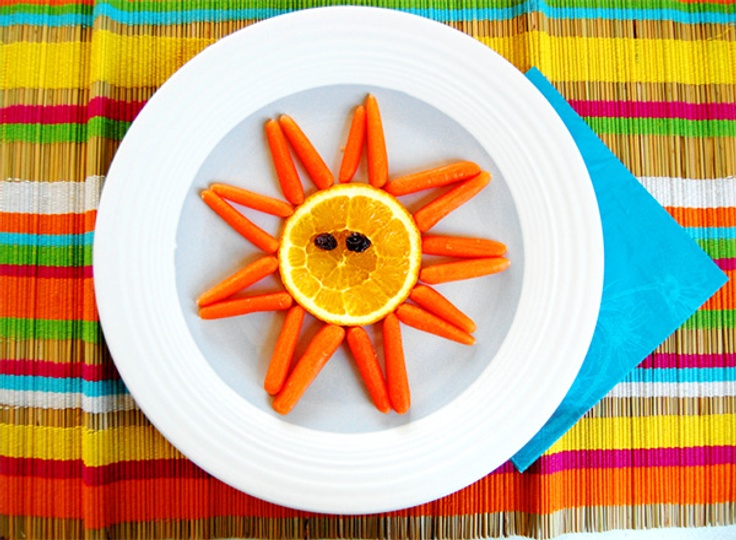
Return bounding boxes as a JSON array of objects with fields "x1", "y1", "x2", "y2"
[{"x1": 1, "y1": 1, "x2": 734, "y2": 539}]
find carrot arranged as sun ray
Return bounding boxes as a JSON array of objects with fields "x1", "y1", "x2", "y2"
[
  {"x1": 383, "y1": 313, "x2": 410, "y2": 414},
  {"x1": 201, "y1": 190, "x2": 280, "y2": 253},
  {"x1": 412, "y1": 171, "x2": 491, "y2": 232},
  {"x1": 420, "y1": 257, "x2": 510, "y2": 285},
  {"x1": 199, "y1": 291, "x2": 293, "y2": 320},
  {"x1": 384, "y1": 161, "x2": 481, "y2": 196},
  {"x1": 265, "y1": 119, "x2": 305, "y2": 205},
  {"x1": 396, "y1": 303, "x2": 475, "y2": 345},
  {"x1": 409, "y1": 284, "x2": 476, "y2": 334},
  {"x1": 210, "y1": 183, "x2": 294, "y2": 217},
  {"x1": 197, "y1": 255, "x2": 279, "y2": 307},
  {"x1": 421, "y1": 234, "x2": 507, "y2": 258},
  {"x1": 338, "y1": 104, "x2": 367, "y2": 183},
  {"x1": 279, "y1": 114, "x2": 334, "y2": 190},
  {"x1": 272, "y1": 324, "x2": 346, "y2": 415},
  {"x1": 346, "y1": 327, "x2": 391, "y2": 413},
  {"x1": 365, "y1": 94, "x2": 388, "y2": 188},
  {"x1": 264, "y1": 305, "x2": 306, "y2": 395}
]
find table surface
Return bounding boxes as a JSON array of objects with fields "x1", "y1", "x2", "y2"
[{"x1": 1, "y1": 2, "x2": 734, "y2": 539}]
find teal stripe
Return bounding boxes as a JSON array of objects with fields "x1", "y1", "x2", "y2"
[
  {"x1": 584, "y1": 117, "x2": 736, "y2": 138},
  {"x1": 686, "y1": 227, "x2": 736, "y2": 241},
  {"x1": 0, "y1": 232, "x2": 94, "y2": 248},
  {"x1": 629, "y1": 367, "x2": 736, "y2": 383},
  {"x1": 0, "y1": 244, "x2": 92, "y2": 267},
  {"x1": 0, "y1": 318, "x2": 100, "y2": 342},
  {"x1": 0, "y1": 375, "x2": 128, "y2": 396}
]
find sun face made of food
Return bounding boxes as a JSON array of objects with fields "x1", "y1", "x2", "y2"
[{"x1": 197, "y1": 94, "x2": 509, "y2": 415}]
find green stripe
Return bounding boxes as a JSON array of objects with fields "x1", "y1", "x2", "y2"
[
  {"x1": 0, "y1": 4, "x2": 93, "y2": 16},
  {"x1": 0, "y1": 244, "x2": 92, "y2": 267},
  {"x1": 696, "y1": 238, "x2": 736, "y2": 259},
  {"x1": 585, "y1": 117, "x2": 736, "y2": 138},
  {"x1": 0, "y1": 118, "x2": 131, "y2": 144},
  {"x1": 682, "y1": 309, "x2": 735, "y2": 330},
  {"x1": 545, "y1": 0, "x2": 734, "y2": 13},
  {"x1": 0, "y1": 317, "x2": 100, "y2": 342}
]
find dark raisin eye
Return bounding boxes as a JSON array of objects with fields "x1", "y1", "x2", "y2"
[
  {"x1": 314, "y1": 233, "x2": 337, "y2": 251},
  {"x1": 345, "y1": 232, "x2": 371, "y2": 253}
]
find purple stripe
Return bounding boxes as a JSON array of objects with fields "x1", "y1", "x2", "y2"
[
  {"x1": 0, "y1": 264, "x2": 93, "y2": 279},
  {"x1": 638, "y1": 352, "x2": 736, "y2": 369},
  {"x1": 568, "y1": 100, "x2": 736, "y2": 121}
]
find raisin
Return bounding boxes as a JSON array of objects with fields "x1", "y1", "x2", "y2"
[
  {"x1": 345, "y1": 232, "x2": 371, "y2": 253},
  {"x1": 314, "y1": 233, "x2": 337, "y2": 251}
]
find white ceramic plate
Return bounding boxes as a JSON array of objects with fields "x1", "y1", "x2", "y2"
[{"x1": 94, "y1": 6, "x2": 603, "y2": 514}]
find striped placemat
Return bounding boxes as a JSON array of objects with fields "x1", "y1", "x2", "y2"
[{"x1": 1, "y1": 1, "x2": 734, "y2": 538}]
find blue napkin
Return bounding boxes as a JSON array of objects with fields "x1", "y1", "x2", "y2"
[{"x1": 511, "y1": 69, "x2": 728, "y2": 471}]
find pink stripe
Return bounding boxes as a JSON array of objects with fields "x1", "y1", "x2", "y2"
[
  {"x1": 0, "y1": 264, "x2": 93, "y2": 279},
  {"x1": 717, "y1": 258, "x2": 736, "y2": 271},
  {"x1": 638, "y1": 352, "x2": 736, "y2": 369},
  {"x1": 0, "y1": 98, "x2": 146, "y2": 124},
  {"x1": 0, "y1": 359, "x2": 120, "y2": 382},
  {"x1": 568, "y1": 100, "x2": 736, "y2": 121}
]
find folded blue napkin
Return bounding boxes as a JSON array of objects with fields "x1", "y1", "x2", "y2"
[{"x1": 511, "y1": 69, "x2": 728, "y2": 471}]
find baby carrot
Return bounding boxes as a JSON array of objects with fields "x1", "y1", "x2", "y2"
[
  {"x1": 338, "y1": 104, "x2": 366, "y2": 183},
  {"x1": 199, "y1": 291, "x2": 293, "y2": 320},
  {"x1": 384, "y1": 161, "x2": 481, "y2": 196},
  {"x1": 419, "y1": 257, "x2": 510, "y2": 285},
  {"x1": 201, "y1": 190, "x2": 280, "y2": 253},
  {"x1": 210, "y1": 183, "x2": 294, "y2": 217},
  {"x1": 396, "y1": 304, "x2": 475, "y2": 346},
  {"x1": 365, "y1": 94, "x2": 388, "y2": 188},
  {"x1": 421, "y1": 234, "x2": 507, "y2": 258},
  {"x1": 197, "y1": 255, "x2": 279, "y2": 307},
  {"x1": 264, "y1": 305, "x2": 306, "y2": 395},
  {"x1": 272, "y1": 324, "x2": 346, "y2": 415},
  {"x1": 265, "y1": 119, "x2": 304, "y2": 205},
  {"x1": 383, "y1": 312, "x2": 410, "y2": 414},
  {"x1": 279, "y1": 114, "x2": 334, "y2": 190},
  {"x1": 412, "y1": 171, "x2": 491, "y2": 232},
  {"x1": 409, "y1": 284, "x2": 476, "y2": 334},
  {"x1": 346, "y1": 327, "x2": 391, "y2": 413}
]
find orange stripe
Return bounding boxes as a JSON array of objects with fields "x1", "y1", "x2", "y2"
[
  {"x1": 0, "y1": 275, "x2": 97, "y2": 321},
  {"x1": 0, "y1": 211, "x2": 96, "y2": 235},
  {"x1": 0, "y1": 476, "x2": 82, "y2": 519},
  {"x1": 666, "y1": 207, "x2": 736, "y2": 228},
  {"x1": 701, "y1": 269, "x2": 735, "y2": 310}
]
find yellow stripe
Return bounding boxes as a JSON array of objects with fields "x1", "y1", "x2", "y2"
[
  {"x1": 549, "y1": 413, "x2": 736, "y2": 453},
  {"x1": 0, "y1": 424, "x2": 183, "y2": 464},
  {"x1": 0, "y1": 41, "x2": 90, "y2": 89},
  {"x1": 478, "y1": 32, "x2": 735, "y2": 85},
  {"x1": 89, "y1": 30, "x2": 215, "y2": 88}
]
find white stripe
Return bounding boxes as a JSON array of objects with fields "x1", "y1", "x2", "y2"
[
  {"x1": 0, "y1": 176, "x2": 103, "y2": 214},
  {"x1": 0, "y1": 389, "x2": 138, "y2": 413},
  {"x1": 607, "y1": 380, "x2": 736, "y2": 398},
  {"x1": 638, "y1": 176, "x2": 736, "y2": 209}
]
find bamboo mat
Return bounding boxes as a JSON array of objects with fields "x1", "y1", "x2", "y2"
[{"x1": 1, "y1": 1, "x2": 735, "y2": 539}]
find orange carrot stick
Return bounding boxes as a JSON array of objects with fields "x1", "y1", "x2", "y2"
[
  {"x1": 409, "y1": 284, "x2": 476, "y2": 334},
  {"x1": 395, "y1": 303, "x2": 475, "y2": 345},
  {"x1": 346, "y1": 327, "x2": 390, "y2": 413},
  {"x1": 197, "y1": 255, "x2": 279, "y2": 307},
  {"x1": 265, "y1": 119, "x2": 304, "y2": 205},
  {"x1": 264, "y1": 305, "x2": 306, "y2": 395},
  {"x1": 384, "y1": 161, "x2": 481, "y2": 196},
  {"x1": 199, "y1": 291, "x2": 293, "y2": 320},
  {"x1": 365, "y1": 94, "x2": 388, "y2": 188},
  {"x1": 338, "y1": 104, "x2": 366, "y2": 183},
  {"x1": 421, "y1": 234, "x2": 507, "y2": 258},
  {"x1": 272, "y1": 324, "x2": 346, "y2": 415},
  {"x1": 419, "y1": 257, "x2": 510, "y2": 285},
  {"x1": 279, "y1": 114, "x2": 334, "y2": 190},
  {"x1": 210, "y1": 183, "x2": 294, "y2": 217},
  {"x1": 382, "y1": 312, "x2": 410, "y2": 414},
  {"x1": 201, "y1": 190, "x2": 280, "y2": 253},
  {"x1": 412, "y1": 171, "x2": 491, "y2": 232}
]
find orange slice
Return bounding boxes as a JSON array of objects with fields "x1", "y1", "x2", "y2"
[{"x1": 278, "y1": 183, "x2": 422, "y2": 326}]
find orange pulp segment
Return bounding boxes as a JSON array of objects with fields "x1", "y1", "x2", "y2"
[{"x1": 278, "y1": 183, "x2": 422, "y2": 326}]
